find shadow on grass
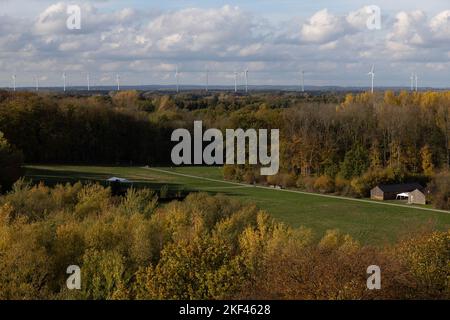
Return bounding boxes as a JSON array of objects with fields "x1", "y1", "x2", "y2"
[{"x1": 25, "y1": 167, "x2": 192, "y2": 194}]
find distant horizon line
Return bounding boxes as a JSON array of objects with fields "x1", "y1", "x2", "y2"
[{"x1": 1, "y1": 84, "x2": 449, "y2": 92}]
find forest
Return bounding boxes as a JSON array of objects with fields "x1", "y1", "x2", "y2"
[
  {"x1": 0, "y1": 89, "x2": 449, "y2": 208},
  {"x1": 0, "y1": 181, "x2": 448, "y2": 299},
  {"x1": 0, "y1": 89, "x2": 449, "y2": 299}
]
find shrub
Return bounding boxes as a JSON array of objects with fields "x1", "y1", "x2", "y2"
[
  {"x1": 313, "y1": 175, "x2": 335, "y2": 193},
  {"x1": 159, "y1": 185, "x2": 169, "y2": 199},
  {"x1": 266, "y1": 174, "x2": 279, "y2": 186},
  {"x1": 296, "y1": 176, "x2": 316, "y2": 191},
  {"x1": 223, "y1": 165, "x2": 236, "y2": 181},
  {"x1": 335, "y1": 176, "x2": 351, "y2": 195},
  {"x1": 243, "y1": 170, "x2": 256, "y2": 184},
  {"x1": 279, "y1": 173, "x2": 296, "y2": 188}
]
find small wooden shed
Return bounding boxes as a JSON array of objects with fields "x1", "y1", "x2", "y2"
[{"x1": 408, "y1": 189, "x2": 426, "y2": 205}]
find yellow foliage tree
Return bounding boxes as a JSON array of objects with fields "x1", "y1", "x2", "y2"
[{"x1": 421, "y1": 145, "x2": 434, "y2": 176}]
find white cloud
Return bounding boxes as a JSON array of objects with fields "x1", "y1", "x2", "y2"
[
  {"x1": 300, "y1": 9, "x2": 348, "y2": 43},
  {"x1": 33, "y1": 2, "x2": 139, "y2": 35},
  {"x1": 346, "y1": 6, "x2": 374, "y2": 29},
  {"x1": 34, "y1": 2, "x2": 67, "y2": 35},
  {"x1": 388, "y1": 11, "x2": 426, "y2": 43},
  {"x1": 144, "y1": 5, "x2": 258, "y2": 54},
  {"x1": 0, "y1": 3, "x2": 449, "y2": 87},
  {"x1": 430, "y1": 10, "x2": 450, "y2": 41}
]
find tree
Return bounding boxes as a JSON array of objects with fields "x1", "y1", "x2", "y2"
[
  {"x1": 369, "y1": 140, "x2": 382, "y2": 169},
  {"x1": 436, "y1": 103, "x2": 450, "y2": 169},
  {"x1": 421, "y1": 145, "x2": 434, "y2": 176},
  {"x1": 0, "y1": 131, "x2": 23, "y2": 192},
  {"x1": 340, "y1": 145, "x2": 369, "y2": 179},
  {"x1": 428, "y1": 171, "x2": 450, "y2": 210},
  {"x1": 397, "y1": 231, "x2": 450, "y2": 298}
]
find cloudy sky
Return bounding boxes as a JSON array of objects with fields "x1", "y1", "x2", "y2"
[{"x1": 1, "y1": 0, "x2": 449, "y2": 88}]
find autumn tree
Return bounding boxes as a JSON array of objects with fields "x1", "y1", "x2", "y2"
[
  {"x1": 421, "y1": 145, "x2": 434, "y2": 176},
  {"x1": 428, "y1": 171, "x2": 450, "y2": 210},
  {"x1": 0, "y1": 131, "x2": 23, "y2": 192},
  {"x1": 436, "y1": 102, "x2": 450, "y2": 169}
]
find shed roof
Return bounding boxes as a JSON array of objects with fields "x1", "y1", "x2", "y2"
[
  {"x1": 410, "y1": 188, "x2": 425, "y2": 195},
  {"x1": 376, "y1": 183, "x2": 423, "y2": 193}
]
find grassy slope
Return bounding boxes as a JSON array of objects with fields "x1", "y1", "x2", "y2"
[{"x1": 25, "y1": 165, "x2": 450, "y2": 245}]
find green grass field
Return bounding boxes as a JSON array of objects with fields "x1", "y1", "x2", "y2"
[{"x1": 25, "y1": 165, "x2": 450, "y2": 245}]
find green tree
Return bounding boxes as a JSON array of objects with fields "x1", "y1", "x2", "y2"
[
  {"x1": 340, "y1": 145, "x2": 369, "y2": 179},
  {"x1": 0, "y1": 131, "x2": 23, "y2": 192}
]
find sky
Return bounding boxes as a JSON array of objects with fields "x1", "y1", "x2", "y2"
[{"x1": 0, "y1": 0, "x2": 449, "y2": 88}]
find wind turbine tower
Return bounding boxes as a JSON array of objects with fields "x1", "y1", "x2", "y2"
[
  {"x1": 62, "y1": 72, "x2": 66, "y2": 92},
  {"x1": 245, "y1": 69, "x2": 249, "y2": 93},
  {"x1": 234, "y1": 71, "x2": 238, "y2": 93},
  {"x1": 205, "y1": 67, "x2": 209, "y2": 92},
  {"x1": 116, "y1": 74, "x2": 120, "y2": 91},
  {"x1": 300, "y1": 70, "x2": 305, "y2": 92},
  {"x1": 410, "y1": 73, "x2": 414, "y2": 92},
  {"x1": 35, "y1": 75, "x2": 39, "y2": 91},
  {"x1": 368, "y1": 65, "x2": 375, "y2": 94},
  {"x1": 415, "y1": 73, "x2": 418, "y2": 92},
  {"x1": 12, "y1": 73, "x2": 16, "y2": 92},
  {"x1": 87, "y1": 73, "x2": 90, "y2": 91},
  {"x1": 175, "y1": 66, "x2": 179, "y2": 93}
]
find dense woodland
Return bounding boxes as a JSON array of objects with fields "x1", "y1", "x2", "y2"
[
  {"x1": 0, "y1": 90, "x2": 449, "y2": 299},
  {"x1": 0, "y1": 89, "x2": 449, "y2": 208},
  {"x1": 0, "y1": 182, "x2": 449, "y2": 299}
]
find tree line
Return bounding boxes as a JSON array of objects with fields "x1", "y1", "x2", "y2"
[{"x1": 0, "y1": 89, "x2": 449, "y2": 208}]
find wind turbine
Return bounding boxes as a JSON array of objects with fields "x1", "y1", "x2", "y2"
[
  {"x1": 12, "y1": 73, "x2": 16, "y2": 92},
  {"x1": 116, "y1": 74, "x2": 120, "y2": 91},
  {"x1": 410, "y1": 73, "x2": 414, "y2": 92},
  {"x1": 87, "y1": 73, "x2": 90, "y2": 91},
  {"x1": 175, "y1": 66, "x2": 179, "y2": 93},
  {"x1": 234, "y1": 71, "x2": 238, "y2": 93},
  {"x1": 34, "y1": 75, "x2": 39, "y2": 91},
  {"x1": 244, "y1": 69, "x2": 249, "y2": 93},
  {"x1": 368, "y1": 65, "x2": 375, "y2": 93},
  {"x1": 300, "y1": 70, "x2": 305, "y2": 92},
  {"x1": 415, "y1": 73, "x2": 418, "y2": 92},
  {"x1": 62, "y1": 72, "x2": 66, "y2": 92},
  {"x1": 205, "y1": 67, "x2": 209, "y2": 92}
]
